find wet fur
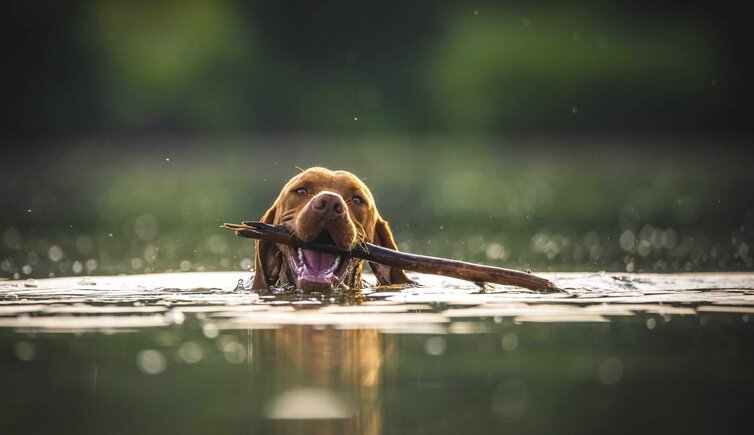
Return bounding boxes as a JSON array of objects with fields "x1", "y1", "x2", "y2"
[{"x1": 251, "y1": 167, "x2": 413, "y2": 292}]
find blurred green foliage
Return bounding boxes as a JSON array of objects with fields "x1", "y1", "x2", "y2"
[
  {"x1": 88, "y1": 0, "x2": 258, "y2": 130},
  {"x1": 426, "y1": 7, "x2": 719, "y2": 130}
]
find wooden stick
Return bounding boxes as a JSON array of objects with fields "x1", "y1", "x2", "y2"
[{"x1": 223, "y1": 222, "x2": 564, "y2": 293}]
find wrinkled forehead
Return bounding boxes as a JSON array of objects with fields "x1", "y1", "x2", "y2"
[{"x1": 281, "y1": 168, "x2": 374, "y2": 201}]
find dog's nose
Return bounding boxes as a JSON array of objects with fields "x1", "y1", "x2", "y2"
[{"x1": 311, "y1": 193, "x2": 345, "y2": 219}]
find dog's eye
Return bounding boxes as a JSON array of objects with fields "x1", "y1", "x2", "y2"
[
  {"x1": 294, "y1": 188, "x2": 307, "y2": 195},
  {"x1": 351, "y1": 195, "x2": 364, "y2": 205}
]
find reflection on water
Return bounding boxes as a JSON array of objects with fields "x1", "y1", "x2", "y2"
[
  {"x1": 264, "y1": 327, "x2": 382, "y2": 434},
  {"x1": 2, "y1": 272, "x2": 754, "y2": 434}
]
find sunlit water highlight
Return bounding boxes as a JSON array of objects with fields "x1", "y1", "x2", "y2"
[
  {"x1": 2, "y1": 272, "x2": 753, "y2": 332},
  {"x1": 2, "y1": 272, "x2": 753, "y2": 434}
]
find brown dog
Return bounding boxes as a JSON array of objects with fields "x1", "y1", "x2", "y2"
[{"x1": 251, "y1": 167, "x2": 413, "y2": 292}]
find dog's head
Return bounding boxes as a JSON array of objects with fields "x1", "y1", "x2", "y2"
[{"x1": 250, "y1": 167, "x2": 412, "y2": 292}]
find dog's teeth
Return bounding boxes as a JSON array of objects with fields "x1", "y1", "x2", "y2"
[
  {"x1": 332, "y1": 256, "x2": 341, "y2": 271},
  {"x1": 297, "y1": 248, "x2": 304, "y2": 263}
]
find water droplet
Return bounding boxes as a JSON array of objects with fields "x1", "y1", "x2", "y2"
[
  {"x1": 14, "y1": 341, "x2": 36, "y2": 361},
  {"x1": 202, "y1": 323, "x2": 219, "y2": 339},
  {"x1": 660, "y1": 229, "x2": 677, "y2": 249},
  {"x1": 223, "y1": 341, "x2": 246, "y2": 364},
  {"x1": 178, "y1": 342, "x2": 204, "y2": 363},
  {"x1": 424, "y1": 336, "x2": 447, "y2": 356},
  {"x1": 47, "y1": 245, "x2": 64, "y2": 262},
  {"x1": 501, "y1": 332, "x2": 518, "y2": 351},
  {"x1": 26, "y1": 252, "x2": 39, "y2": 266},
  {"x1": 619, "y1": 231, "x2": 636, "y2": 251},
  {"x1": 137, "y1": 349, "x2": 166, "y2": 375},
  {"x1": 165, "y1": 309, "x2": 185, "y2": 325},
  {"x1": 85, "y1": 259, "x2": 98, "y2": 272},
  {"x1": 589, "y1": 245, "x2": 604, "y2": 261},
  {"x1": 637, "y1": 240, "x2": 652, "y2": 257}
]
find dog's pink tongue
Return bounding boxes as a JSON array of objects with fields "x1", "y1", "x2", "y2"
[{"x1": 302, "y1": 249, "x2": 337, "y2": 273}]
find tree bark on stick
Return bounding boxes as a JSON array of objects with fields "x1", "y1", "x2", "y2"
[{"x1": 224, "y1": 222, "x2": 564, "y2": 293}]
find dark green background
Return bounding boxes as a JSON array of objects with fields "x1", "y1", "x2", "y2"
[{"x1": 1, "y1": 0, "x2": 752, "y2": 278}]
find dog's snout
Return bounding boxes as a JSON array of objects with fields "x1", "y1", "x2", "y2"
[{"x1": 311, "y1": 193, "x2": 345, "y2": 219}]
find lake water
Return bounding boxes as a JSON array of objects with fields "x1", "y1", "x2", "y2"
[{"x1": 2, "y1": 272, "x2": 753, "y2": 434}]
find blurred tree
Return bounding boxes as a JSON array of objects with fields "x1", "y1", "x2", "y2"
[
  {"x1": 88, "y1": 0, "x2": 259, "y2": 132},
  {"x1": 425, "y1": 5, "x2": 721, "y2": 131}
]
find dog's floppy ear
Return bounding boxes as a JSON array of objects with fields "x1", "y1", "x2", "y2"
[
  {"x1": 369, "y1": 217, "x2": 414, "y2": 286},
  {"x1": 250, "y1": 205, "x2": 282, "y2": 290}
]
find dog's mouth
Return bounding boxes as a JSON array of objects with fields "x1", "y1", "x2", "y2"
[{"x1": 285, "y1": 229, "x2": 353, "y2": 291}]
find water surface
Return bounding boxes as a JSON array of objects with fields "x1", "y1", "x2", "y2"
[{"x1": 2, "y1": 272, "x2": 753, "y2": 434}]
